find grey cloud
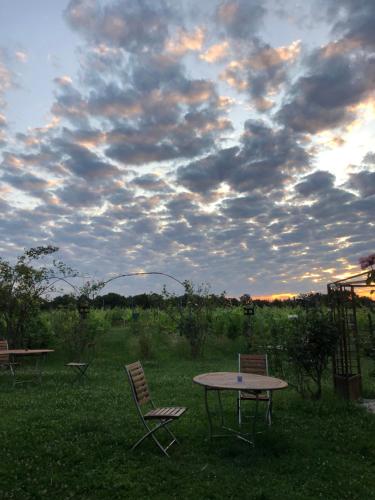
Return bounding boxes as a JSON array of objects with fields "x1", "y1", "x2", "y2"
[
  {"x1": 107, "y1": 187, "x2": 134, "y2": 206},
  {"x1": 244, "y1": 40, "x2": 300, "y2": 112},
  {"x1": 325, "y1": 0, "x2": 375, "y2": 50},
  {"x1": 294, "y1": 170, "x2": 335, "y2": 197},
  {"x1": 64, "y1": 0, "x2": 172, "y2": 53},
  {"x1": 363, "y1": 151, "x2": 375, "y2": 165},
  {"x1": 240, "y1": 120, "x2": 309, "y2": 173},
  {"x1": 55, "y1": 182, "x2": 104, "y2": 207},
  {"x1": 221, "y1": 193, "x2": 270, "y2": 219},
  {"x1": 131, "y1": 174, "x2": 171, "y2": 193},
  {"x1": 216, "y1": 0, "x2": 266, "y2": 39},
  {"x1": 345, "y1": 170, "x2": 375, "y2": 198},
  {"x1": 277, "y1": 48, "x2": 375, "y2": 134},
  {"x1": 177, "y1": 120, "x2": 309, "y2": 195},
  {"x1": 0, "y1": 172, "x2": 53, "y2": 203},
  {"x1": 130, "y1": 54, "x2": 184, "y2": 93},
  {"x1": 52, "y1": 80, "x2": 88, "y2": 126},
  {"x1": 177, "y1": 146, "x2": 240, "y2": 193},
  {"x1": 166, "y1": 194, "x2": 198, "y2": 215},
  {"x1": 53, "y1": 139, "x2": 120, "y2": 180}
]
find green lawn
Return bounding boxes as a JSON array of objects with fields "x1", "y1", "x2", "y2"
[{"x1": 1, "y1": 328, "x2": 375, "y2": 500}]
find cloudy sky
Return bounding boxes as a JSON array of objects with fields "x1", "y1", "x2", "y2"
[{"x1": 0, "y1": 0, "x2": 374, "y2": 298}]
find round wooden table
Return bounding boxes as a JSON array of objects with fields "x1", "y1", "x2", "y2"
[{"x1": 193, "y1": 372, "x2": 288, "y2": 446}]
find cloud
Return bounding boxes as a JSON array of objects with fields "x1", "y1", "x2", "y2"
[
  {"x1": 54, "y1": 139, "x2": 120, "y2": 180},
  {"x1": 221, "y1": 40, "x2": 301, "y2": 111},
  {"x1": 15, "y1": 51, "x2": 28, "y2": 63},
  {"x1": 177, "y1": 119, "x2": 309, "y2": 195},
  {"x1": 1, "y1": 0, "x2": 374, "y2": 297},
  {"x1": 55, "y1": 181, "x2": 105, "y2": 207},
  {"x1": 325, "y1": 0, "x2": 375, "y2": 51},
  {"x1": 200, "y1": 41, "x2": 229, "y2": 63},
  {"x1": 166, "y1": 27, "x2": 205, "y2": 57},
  {"x1": 64, "y1": 0, "x2": 173, "y2": 53},
  {"x1": 346, "y1": 171, "x2": 375, "y2": 198},
  {"x1": 277, "y1": 50, "x2": 375, "y2": 133},
  {"x1": 221, "y1": 193, "x2": 270, "y2": 219},
  {"x1": 344, "y1": 152, "x2": 375, "y2": 198},
  {"x1": 216, "y1": 0, "x2": 266, "y2": 40},
  {"x1": 131, "y1": 173, "x2": 171, "y2": 193},
  {"x1": 294, "y1": 170, "x2": 335, "y2": 197}
]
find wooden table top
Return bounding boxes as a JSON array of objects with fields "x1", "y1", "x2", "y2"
[
  {"x1": 193, "y1": 372, "x2": 288, "y2": 391},
  {"x1": 0, "y1": 349, "x2": 54, "y2": 355}
]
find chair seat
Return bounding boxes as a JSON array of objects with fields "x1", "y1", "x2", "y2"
[
  {"x1": 240, "y1": 391, "x2": 269, "y2": 401},
  {"x1": 66, "y1": 362, "x2": 88, "y2": 367},
  {"x1": 144, "y1": 407, "x2": 187, "y2": 420}
]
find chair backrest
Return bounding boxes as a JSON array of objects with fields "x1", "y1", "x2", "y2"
[
  {"x1": 125, "y1": 361, "x2": 150, "y2": 406},
  {"x1": 239, "y1": 354, "x2": 268, "y2": 376},
  {"x1": 0, "y1": 339, "x2": 10, "y2": 363}
]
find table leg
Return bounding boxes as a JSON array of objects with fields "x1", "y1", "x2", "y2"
[
  {"x1": 204, "y1": 386, "x2": 213, "y2": 440},
  {"x1": 13, "y1": 355, "x2": 45, "y2": 386},
  {"x1": 217, "y1": 390, "x2": 225, "y2": 426},
  {"x1": 35, "y1": 355, "x2": 42, "y2": 383},
  {"x1": 252, "y1": 393, "x2": 260, "y2": 444}
]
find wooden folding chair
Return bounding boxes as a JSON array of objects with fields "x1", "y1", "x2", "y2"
[
  {"x1": 125, "y1": 361, "x2": 187, "y2": 456},
  {"x1": 237, "y1": 353, "x2": 272, "y2": 426},
  {"x1": 0, "y1": 339, "x2": 18, "y2": 380},
  {"x1": 66, "y1": 342, "x2": 95, "y2": 384}
]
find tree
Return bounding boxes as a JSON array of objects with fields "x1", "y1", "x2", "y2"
[
  {"x1": 163, "y1": 281, "x2": 216, "y2": 358},
  {"x1": 286, "y1": 309, "x2": 339, "y2": 399},
  {"x1": 0, "y1": 246, "x2": 75, "y2": 347}
]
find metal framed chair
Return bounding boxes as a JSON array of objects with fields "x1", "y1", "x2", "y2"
[
  {"x1": 0, "y1": 339, "x2": 18, "y2": 379},
  {"x1": 66, "y1": 342, "x2": 95, "y2": 384},
  {"x1": 237, "y1": 353, "x2": 272, "y2": 426},
  {"x1": 125, "y1": 361, "x2": 187, "y2": 457}
]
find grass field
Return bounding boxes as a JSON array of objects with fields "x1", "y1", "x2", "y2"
[{"x1": 1, "y1": 326, "x2": 375, "y2": 500}]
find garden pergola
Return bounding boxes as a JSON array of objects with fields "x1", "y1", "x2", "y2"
[{"x1": 327, "y1": 270, "x2": 375, "y2": 400}]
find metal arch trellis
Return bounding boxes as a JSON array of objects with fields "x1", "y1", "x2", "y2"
[{"x1": 327, "y1": 270, "x2": 375, "y2": 400}]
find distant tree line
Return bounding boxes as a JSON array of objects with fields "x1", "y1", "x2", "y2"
[{"x1": 43, "y1": 291, "x2": 374, "y2": 310}]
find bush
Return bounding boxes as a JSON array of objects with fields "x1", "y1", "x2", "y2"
[
  {"x1": 51, "y1": 308, "x2": 109, "y2": 360},
  {"x1": 105, "y1": 307, "x2": 127, "y2": 327},
  {"x1": 286, "y1": 309, "x2": 339, "y2": 399},
  {"x1": 23, "y1": 312, "x2": 53, "y2": 348}
]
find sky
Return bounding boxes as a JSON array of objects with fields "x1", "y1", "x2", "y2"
[{"x1": 0, "y1": 0, "x2": 374, "y2": 298}]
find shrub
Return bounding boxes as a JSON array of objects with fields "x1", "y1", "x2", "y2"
[
  {"x1": 51, "y1": 308, "x2": 109, "y2": 360},
  {"x1": 286, "y1": 309, "x2": 339, "y2": 399},
  {"x1": 23, "y1": 312, "x2": 53, "y2": 348}
]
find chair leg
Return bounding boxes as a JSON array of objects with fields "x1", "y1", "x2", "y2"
[
  {"x1": 71, "y1": 364, "x2": 89, "y2": 384},
  {"x1": 267, "y1": 394, "x2": 273, "y2": 426},
  {"x1": 163, "y1": 422, "x2": 179, "y2": 445},
  {"x1": 131, "y1": 419, "x2": 174, "y2": 456},
  {"x1": 238, "y1": 397, "x2": 242, "y2": 426}
]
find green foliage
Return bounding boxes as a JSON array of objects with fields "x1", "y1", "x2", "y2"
[
  {"x1": 104, "y1": 307, "x2": 128, "y2": 327},
  {"x1": 50, "y1": 308, "x2": 109, "y2": 360},
  {"x1": 166, "y1": 281, "x2": 217, "y2": 358},
  {"x1": 23, "y1": 312, "x2": 53, "y2": 348},
  {"x1": 0, "y1": 246, "x2": 75, "y2": 347},
  {"x1": 286, "y1": 309, "x2": 339, "y2": 399}
]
